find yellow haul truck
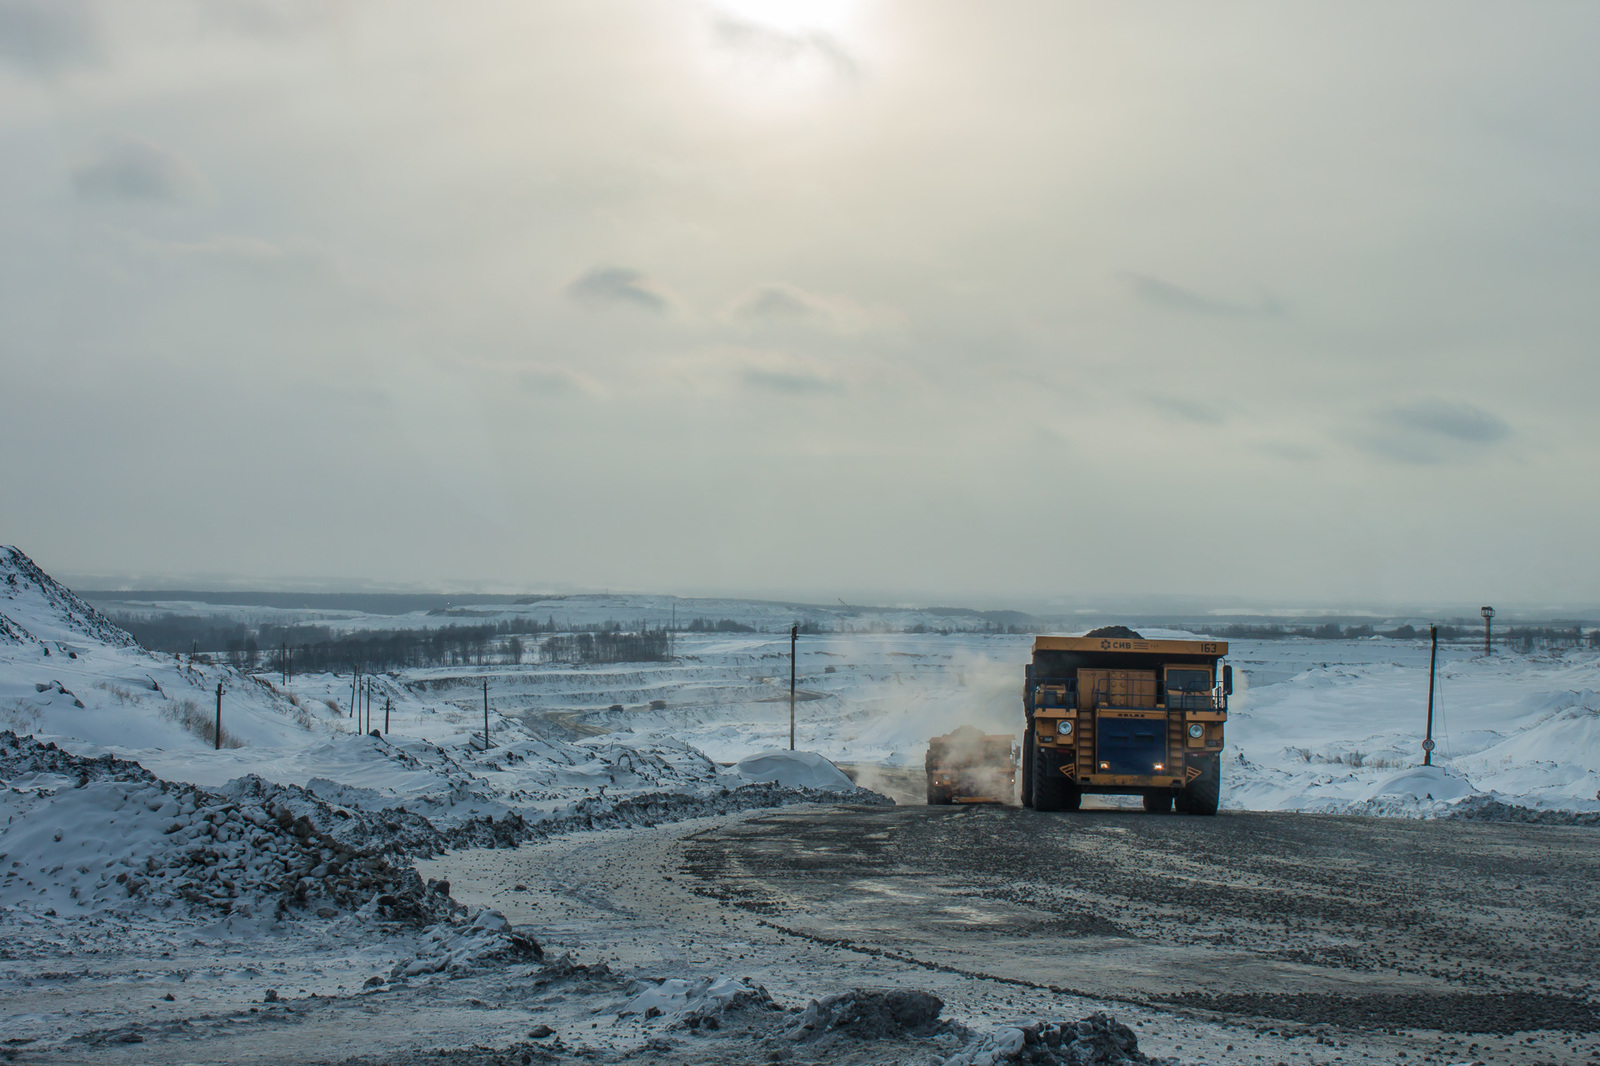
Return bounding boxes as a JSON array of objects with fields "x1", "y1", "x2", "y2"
[{"x1": 1021, "y1": 628, "x2": 1232, "y2": 814}]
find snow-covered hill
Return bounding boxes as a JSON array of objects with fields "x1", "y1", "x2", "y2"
[
  {"x1": 2, "y1": 544, "x2": 139, "y2": 648},
  {"x1": 0, "y1": 546, "x2": 339, "y2": 750},
  {"x1": 0, "y1": 547, "x2": 874, "y2": 826}
]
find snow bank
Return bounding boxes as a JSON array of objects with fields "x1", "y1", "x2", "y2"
[
  {"x1": 942, "y1": 1014, "x2": 1156, "y2": 1066},
  {"x1": 732, "y1": 750, "x2": 855, "y2": 790},
  {"x1": 0, "y1": 732, "x2": 449, "y2": 925},
  {"x1": 618, "y1": 974, "x2": 777, "y2": 1028},
  {"x1": 0, "y1": 727, "x2": 889, "y2": 939},
  {"x1": 1357, "y1": 765, "x2": 1477, "y2": 804},
  {"x1": 786, "y1": 989, "x2": 950, "y2": 1042},
  {"x1": 389, "y1": 907, "x2": 543, "y2": 978}
]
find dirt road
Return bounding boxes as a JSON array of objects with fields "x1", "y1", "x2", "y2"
[
  {"x1": 424, "y1": 804, "x2": 1600, "y2": 1065},
  {"x1": 679, "y1": 805, "x2": 1600, "y2": 1057}
]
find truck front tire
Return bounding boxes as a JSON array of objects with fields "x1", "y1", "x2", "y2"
[
  {"x1": 1176, "y1": 756, "x2": 1221, "y2": 815},
  {"x1": 1031, "y1": 746, "x2": 1080, "y2": 812}
]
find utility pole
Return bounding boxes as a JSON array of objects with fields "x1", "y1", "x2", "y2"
[
  {"x1": 281, "y1": 642, "x2": 288, "y2": 686},
  {"x1": 214, "y1": 682, "x2": 224, "y2": 751},
  {"x1": 1481, "y1": 606, "x2": 1495, "y2": 656},
  {"x1": 350, "y1": 672, "x2": 357, "y2": 718},
  {"x1": 1423, "y1": 625, "x2": 1438, "y2": 766},
  {"x1": 789, "y1": 624, "x2": 798, "y2": 752},
  {"x1": 384, "y1": 696, "x2": 390, "y2": 735},
  {"x1": 482, "y1": 677, "x2": 490, "y2": 750}
]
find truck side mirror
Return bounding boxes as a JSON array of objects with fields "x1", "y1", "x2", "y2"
[{"x1": 1223, "y1": 665, "x2": 1234, "y2": 696}]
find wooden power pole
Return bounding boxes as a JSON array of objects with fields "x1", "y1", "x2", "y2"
[
  {"x1": 789, "y1": 624, "x2": 798, "y2": 751},
  {"x1": 1423, "y1": 625, "x2": 1438, "y2": 766}
]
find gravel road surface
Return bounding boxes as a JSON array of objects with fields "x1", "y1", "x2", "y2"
[
  {"x1": 677, "y1": 804, "x2": 1600, "y2": 1062},
  {"x1": 423, "y1": 804, "x2": 1600, "y2": 1065}
]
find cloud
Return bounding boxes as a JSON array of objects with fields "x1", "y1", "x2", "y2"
[
  {"x1": 731, "y1": 349, "x2": 848, "y2": 395},
  {"x1": 1382, "y1": 400, "x2": 1510, "y2": 445},
  {"x1": 200, "y1": 0, "x2": 339, "y2": 40},
  {"x1": 515, "y1": 363, "x2": 605, "y2": 398},
  {"x1": 664, "y1": 347, "x2": 848, "y2": 397},
  {"x1": 564, "y1": 266, "x2": 674, "y2": 314},
  {"x1": 1147, "y1": 394, "x2": 1225, "y2": 426},
  {"x1": 731, "y1": 284, "x2": 821, "y2": 322},
  {"x1": 1359, "y1": 400, "x2": 1512, "y2": 464},
  {"x1": 742, "y1": 364, "x2": 845, "y2": 395},
  {"x1": 711, "y1": 15, "x2": 858, "y2": 80},
  {"x1": 157, "y1": 235, "x2": 330, "y2": 278},
  {"x1": 1125, "y1": 273, "x2": 1284, "y2": 318},
  {"x1": 1252, "y1": 440, "x2": 1321, "y2": 463},
  {"x1": 0, "y1": 0, "x2": 99, "y2": 74},
  {"x1": 726, "y1": 283, "x2": 899, "y2": 335},
  {"x1": 73, "y1": 139, "x2": 205, "y2": 203}
]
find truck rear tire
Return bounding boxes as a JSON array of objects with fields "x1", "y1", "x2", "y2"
[
  {"x1": 1176, "y1": 756, "x2": 1221, "y2": 816},
  {"x1": 1020, "y1": 727, "x2": 1035, "y2": 808},
  {"x1": 1031, "y1": 746, "x2": 1079, "y2": 812},
  {"x1": 1142, "y1": 790, "x2": 1173, "y2": 814}
]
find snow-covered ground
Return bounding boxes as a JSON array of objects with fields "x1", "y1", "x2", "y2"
[
  {"x1": 6, "y1": 544, "x2": 1600, "y2": 1061},
  {"x1": 1225, "y1": 638, "x2": 1600, "y2": 816},
  {"x1": 11, "y1": 542, "x2": 1598, "y2": 827}
]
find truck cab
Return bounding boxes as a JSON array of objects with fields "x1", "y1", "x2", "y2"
[{"x1": 1023, "y1": 632, "x2": 1231, "y2": 814}]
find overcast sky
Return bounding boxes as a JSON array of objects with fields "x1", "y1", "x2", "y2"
[{"x1": 3, "y1": 1, "x2": 1598, "y2": 610}]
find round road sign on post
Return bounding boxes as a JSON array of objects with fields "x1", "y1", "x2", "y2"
[{"x1": 1421, "y1": 738, "x2": 1436, "y2": 753}]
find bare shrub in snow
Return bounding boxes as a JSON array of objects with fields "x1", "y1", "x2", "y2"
[
  {"x1": 94, "y1": 681, "x2": 143, "y2": 706},
  {"x1": 1284, "y1": 746, "x2": 1405, "y2": 771},
  {"x1": 0, "y1": 698, "x2": 41, "y2": 734},
  {"x1": 162, "y1": 698, "x2": 245, "y2": 749}
]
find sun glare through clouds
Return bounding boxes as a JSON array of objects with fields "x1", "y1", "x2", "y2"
[
  {"x1": 700, "y1": 0, "x2": 867, "y2": 105},
  {"x1": 714, "y1": 0, "x2": 859, "y2": 34}
]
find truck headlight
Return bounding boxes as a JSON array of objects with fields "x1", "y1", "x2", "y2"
[
  {"x1": 1060, "y1": 721, "x2": 1073, "y2": 737},
  {"x1": 1188, "y1": 723, "x2": 1204, "y2": 739}
]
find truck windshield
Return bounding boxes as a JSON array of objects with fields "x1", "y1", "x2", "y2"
[{"x1": 1166, "y1": 669, "x2": 1212, "y2": 708}]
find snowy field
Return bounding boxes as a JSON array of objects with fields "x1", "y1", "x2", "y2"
[
  {"x1": 4, "y1": 543, "x2": 1599, "y2": 1062},
  {"x1": 10, "y1": 543, "x2": 1597, "y2": 827}
]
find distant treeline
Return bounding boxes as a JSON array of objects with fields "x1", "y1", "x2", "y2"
[
  {"x1": 1503, "y1": 625, "x2": 1598, "y2": 651},
  {"x1": 685, "y1": 617, "x2": 757, "y2": 633},
  {"x1": 1213, "y1": 622, "x2": 1596, "y2": 646},
  {"x1": 541, "y1": 628, "x2": 671, "y2": 664},
  {"x1": 108, "y1": 613, "x2": 677, "y2": 672},
  {"x1": 112, "y1": 613, "x2": 556, "y2": 655},
  {"x1": 682, "y1": 617, "x2": 830, "y2": 634},
  {"x1": 1213, "y1": 623, "x2": 1465, "y2": 641}
]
